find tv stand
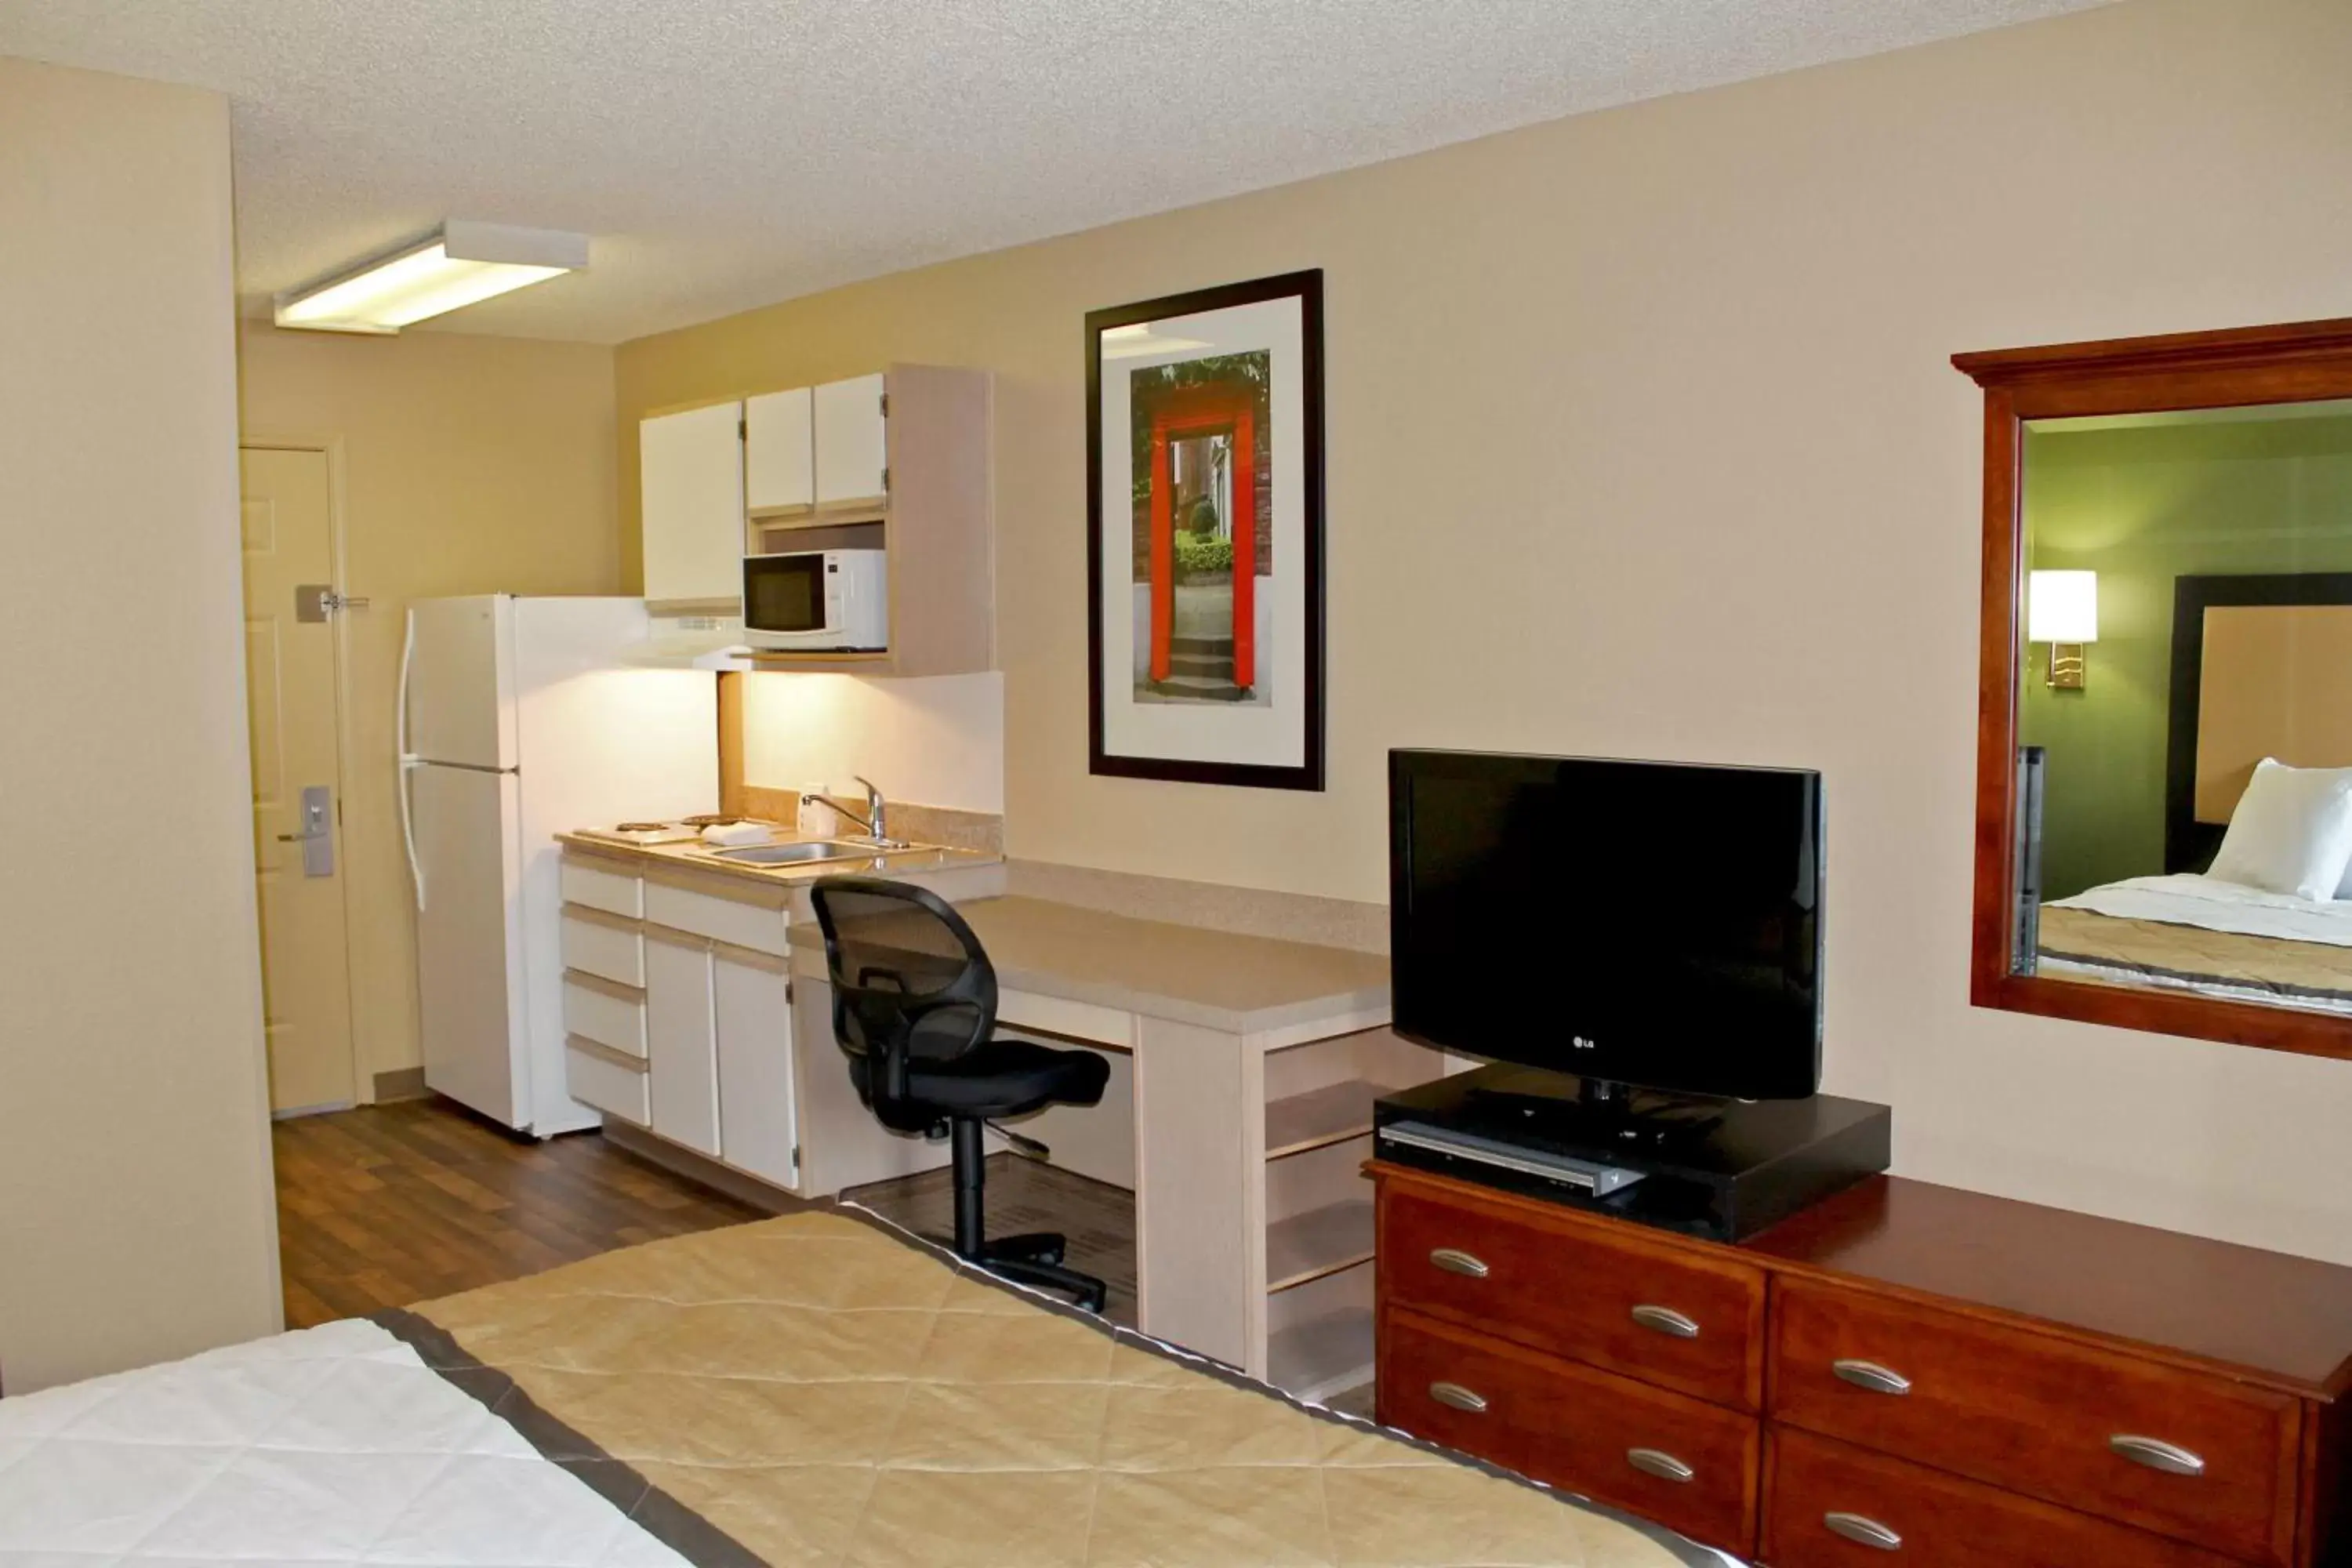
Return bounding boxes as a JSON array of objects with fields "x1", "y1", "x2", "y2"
[{"x1": 1374, "y1": 1063, "x2": 1890, "y2": 1242}]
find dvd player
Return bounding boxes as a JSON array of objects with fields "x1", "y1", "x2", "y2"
[{"x1": 1377, "y1": 1120, "x2": 1646, "y2": 1196}]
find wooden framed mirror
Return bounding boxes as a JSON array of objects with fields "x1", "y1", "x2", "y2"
[{"x1": 1958, "y1": 318, "x2": 2352, "y2": 1062}]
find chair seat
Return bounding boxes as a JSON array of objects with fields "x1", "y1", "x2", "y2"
[{"x1": 852, "y1": 1036, "x2": 1109, "y2": 1120}]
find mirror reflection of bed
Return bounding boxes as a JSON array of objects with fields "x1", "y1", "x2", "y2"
[{"x1": 2015, "y1": 398, "x2": 2352, "y2": 1015}]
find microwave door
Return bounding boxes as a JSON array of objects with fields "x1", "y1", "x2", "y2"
[{"x1": 747, "y1": 555, "x2": 828, "y2": 636}]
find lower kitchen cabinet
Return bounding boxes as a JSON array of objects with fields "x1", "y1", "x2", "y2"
[
  {"x1": 713, "y1": 946, "x2": 798, "y2": 1188},
  {"x1": 644, "y1": 929, "x2": 722, "y2": 1157}
]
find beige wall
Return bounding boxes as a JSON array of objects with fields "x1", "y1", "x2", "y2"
[
  {"x1": 0, "y1": 58, "x2": 281, "y2": 1391},
  {"x1": 237, "y1": 325, "x2": 619, "y2": 1087},
  {"x1": 618, "y1": 0, "x2": 2352, "y2": 1264}
]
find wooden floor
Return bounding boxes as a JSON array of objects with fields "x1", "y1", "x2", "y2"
[{"x1": 274, "y1": 1099, "x2": 768, "y2": 1328}]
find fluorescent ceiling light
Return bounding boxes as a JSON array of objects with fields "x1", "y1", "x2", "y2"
[{"x1": 274, "y1": 221, "x2": 589, "y2": 334}]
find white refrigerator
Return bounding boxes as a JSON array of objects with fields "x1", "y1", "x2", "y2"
[{"x1": 399, "y1": 596, "x2": 717, "y2": 1135}]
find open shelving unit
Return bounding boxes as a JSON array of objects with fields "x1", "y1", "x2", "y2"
[{"x1": 1258, "y1": 1029, "x2": 1447, "y2": 1403}]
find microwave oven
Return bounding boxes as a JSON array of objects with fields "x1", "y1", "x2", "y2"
[{"x1": 742, "y1": 549, "x2": 888, "y2": 651}]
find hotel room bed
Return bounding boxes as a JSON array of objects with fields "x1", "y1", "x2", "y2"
[
  {"x1": 0, "y1": 1206, "x2": 1737, "y2": 1568},
  {"x1": 2038, "y1": 872, "x2": 2352, "y2": 1014}
]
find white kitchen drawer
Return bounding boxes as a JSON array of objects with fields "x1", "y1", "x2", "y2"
[
  {"x1": 644, "y1": 880, "x2": 789, "y2": 956},
  {"x1": 565, "y1": 1040, "x2": 649, "y2": 1125},
  {"x1": 562, "y1": 972, "x2": 648, "y2": 1058},
  {"x1": 561, "y1": 858, "x2": 644, "y2": 919},
  {"x1": 561, "y1": 909, "x2": 645, "y2": 987}
]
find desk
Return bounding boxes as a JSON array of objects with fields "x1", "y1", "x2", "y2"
[{"x1": 788, "y1": 895, "x2": 1445, "y2": 1396}]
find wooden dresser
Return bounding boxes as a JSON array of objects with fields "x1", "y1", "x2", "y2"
[{"x1": 1371, "y1": 1163, "x2": 2352, "y2": 1567}]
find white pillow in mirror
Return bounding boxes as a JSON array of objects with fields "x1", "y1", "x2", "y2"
[{"x1": 2208, "y1": 758, "x2": 2352, "y2": 902}]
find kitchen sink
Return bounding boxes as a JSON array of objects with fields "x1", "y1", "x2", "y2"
[{"x1": 704, "y1": 840, "x2": 880, "y2": 866}]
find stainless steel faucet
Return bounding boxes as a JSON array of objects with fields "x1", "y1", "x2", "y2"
[{"x1": 804, "y1": 775, "x2": 904, "y2": 848}]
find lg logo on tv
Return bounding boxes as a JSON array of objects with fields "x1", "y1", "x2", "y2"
[{"x1": 1571, "y1": 1036, "x2": 1596, "y2": 1051}]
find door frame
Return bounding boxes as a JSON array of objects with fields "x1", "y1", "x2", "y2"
[{"x1": 239, "y1": 434, "x2": 367, "y2": 1109}]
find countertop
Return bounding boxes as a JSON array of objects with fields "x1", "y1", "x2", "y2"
[
  {"x1": 556, "y1": 826, "x2": 1001, "y2": 894},
  {"x1": 788, "y1": 894, "x2": 1391, "y2": 1036}
]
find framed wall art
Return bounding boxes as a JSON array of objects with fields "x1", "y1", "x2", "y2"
[{"x1": 1086, "y1": 269, "x2": 1325, "y2": 790}]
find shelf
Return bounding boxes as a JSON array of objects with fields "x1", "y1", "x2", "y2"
[
  {"x1": 1265, "y1": 1080, "x2": 1395, "y2": 1160},
  {"x1": 1266, "y1": 1199, "x2": 1374, "y2": 1292},
  {"x1": 744, "y1": 651, "x2": 892, "y2": 672},
  {"x1": 1266, "y1": 1305, "x2": 1374, "y2": 1404}
]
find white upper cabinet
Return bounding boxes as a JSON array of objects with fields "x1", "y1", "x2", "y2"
[
  {"x1": 814, "y1": 373, "x2": 888, "y2": 507},
  {"x1": 743, "y1": 387, "x2": 815, "y2": 517},
  {"x1": 640, "y1": 400, "x2": 744, "y2": 605}
]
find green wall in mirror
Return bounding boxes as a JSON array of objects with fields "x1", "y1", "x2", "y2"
[{"x1": 2021, "y1": 408, "x2": 2352, "y2": 900}]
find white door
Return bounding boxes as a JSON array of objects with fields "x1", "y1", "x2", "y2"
[
  {"x1": 714, "y1": 951, "x2": 797, "y2": 1188},
  {"x1": 744, "y1": 387, "x2": 815, "y2": 517},
  {"x1": 405, "y1": 596, "x2": 514, "y2": 768},
  {"x1": 641, "y1": 401, "x2": 745, "y2": 604},
  {"x1": 644, "y1": 931, "x2": 721, "y2": 1156},
  {"x1": 413, "y1": 762, "x2": 524, "y2": 1127},
  {"x1": 814, "y1": 374, "x2": 888, "y2": 507},
  {"x1": 240, "y1": 446, "x2": 358, "y2": 1115}
]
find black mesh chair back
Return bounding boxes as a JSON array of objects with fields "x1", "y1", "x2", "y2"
[{"x1": 808, "y1": 878, "x2": 996, "y2": 1135}]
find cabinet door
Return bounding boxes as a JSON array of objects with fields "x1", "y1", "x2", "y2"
[
  {"x1": 714, "y1": 950, "x2": 797, "y2": 1189},
  {"x1": 743, "y1": 387, "x2": 814, "y2": 517},
  {"x1": 640, "y1": 401, "x2": 744, "y2": 604},
  {"x1": 813, "y1": 373, "x2": 888, "y2": 506},
  {"x1": 644, "y1": 931, "x2": 721, "y2": 1156}
]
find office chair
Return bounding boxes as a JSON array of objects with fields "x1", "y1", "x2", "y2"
[{"x1": 808, "y1": 877, "x2": 1111, "y2": 1310}]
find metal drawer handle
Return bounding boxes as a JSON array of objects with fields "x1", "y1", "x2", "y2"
[
  {"x1": 1429, "y1": 1247, "x2": 1490, "y2": 1279},
  {"x1": 1630, "y1": 1304, "x2": 1700, "y2": 1339},
  {"x1": 1428, "y1": 1381, "x2": 1488, "y2": 1414},
  {"x1": 1832, "y1": 1359, "x2": 1913, "y2": 1396},
  {"x1": 1626, "y1": 1447, "x2": 1695, "y2": 1484},
  {"x1": 2110, "y1": 1435, "x2": 2206, "y2": 1477},
  {"x1": 1824, "y1": 1512, "x2": 1904, "y2": 1551}
]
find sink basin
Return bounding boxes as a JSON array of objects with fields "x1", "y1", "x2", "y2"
[{"x1": 705, "y1": 840, "x2": 879, "y2": 866}]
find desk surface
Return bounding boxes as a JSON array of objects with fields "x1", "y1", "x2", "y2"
[{"x1": 789, "y1": 894, "x2": 1390, "y2": 1036}]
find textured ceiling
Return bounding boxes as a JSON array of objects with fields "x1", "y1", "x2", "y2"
[{"x1": 0, "y1": 0, "x2": 2106, "y2": 344}]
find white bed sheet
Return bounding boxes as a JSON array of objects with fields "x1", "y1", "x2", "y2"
[
  {"x1": 0, "y1": 1317, "x2": 686, "y2": 1567},
  {"x1": 2045, "y1": 872, "x2": 2352, "y2": 947}
]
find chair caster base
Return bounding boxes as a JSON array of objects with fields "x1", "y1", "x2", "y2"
[
  {"x1": 984, "y1": 1256, "x2": 1109, "y2": 1313},
  {"x1": 983, "y1": 1231, "x2": 1066, "y2": 1267}
]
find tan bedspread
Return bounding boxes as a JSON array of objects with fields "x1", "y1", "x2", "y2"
[
  {"x1": 388, "y1": 1210, "x2": 1719, "y2": 1568},
  {"x1": 2038, "y1": 905, "x2": 2352, "y2": 1006}
]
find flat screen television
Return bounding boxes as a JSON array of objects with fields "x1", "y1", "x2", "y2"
[{"x1": 1389, "y1": 750, "x2": 1823, "y2": 1102}]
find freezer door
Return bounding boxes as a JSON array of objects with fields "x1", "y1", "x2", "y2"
[
  {"x1": 414, "y1": 762, "x2": 528, "y2": 1129},
  {"x1": 405, "y1": 596, "x2": 517, "y2": 769}
]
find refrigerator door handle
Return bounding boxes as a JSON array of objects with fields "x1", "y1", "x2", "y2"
[{"x1": 399, "y1": 610, "x2": 426, "y2": 911}]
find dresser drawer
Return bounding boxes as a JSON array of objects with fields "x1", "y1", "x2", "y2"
[
  {"x1": 644, "y1": 879, "x2": 789, "y2": 956},
  {"x1": 1763, "y1": 1428, "x2": 2249, "y2": 1568},
  {"x1": 1769, "y1": 1277, "x2": 2301, "y2": 1564},
  {"x1": 561, "y1": 971, "x2": 648, "y2": 1059},
  {"x1": 559, "y1": 857, "x2": 642, "y2": 918},
  {"x1": 1381, "y1": 1305, "x2": 1758, "y2": 1555},
  {"x1": 564, "y1": 1040, "x2": 650, "y2": 1126},
  {"x1": 1379, "y1": 1176, "x2": 1766, "y2": 1409},
  {"x1": 561, "y1": 908, "x2": 645, "y2": 987}
]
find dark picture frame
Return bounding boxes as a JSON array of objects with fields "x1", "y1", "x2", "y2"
[{"x1": 1085, "y1": 270, "x2": 1326, "y2": 790}]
